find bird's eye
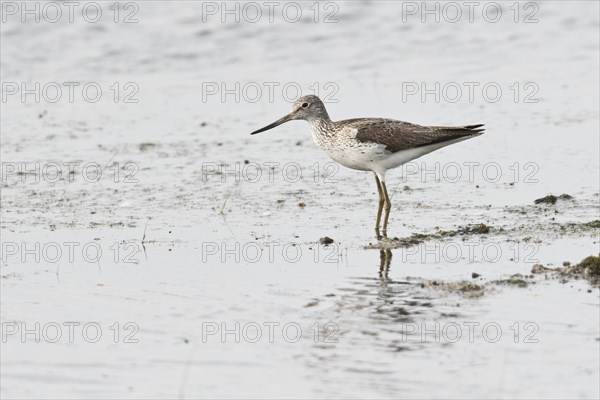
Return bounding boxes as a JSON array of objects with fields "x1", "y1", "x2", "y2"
[{"x1": 301, "y1": 102, "x2": 309, "y2": 108}]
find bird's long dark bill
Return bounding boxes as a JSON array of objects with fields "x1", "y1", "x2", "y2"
[{"x1": 250, "y1": 114, "x2": 293, "y2": 135}]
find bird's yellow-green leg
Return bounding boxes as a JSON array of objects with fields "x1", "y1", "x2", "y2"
[
  {"x1": 374, "y1": 174, "x2": 385, "y2": 239},
  {"x1": 381, "y1": 181, "x2": 392, "y2": 237}
]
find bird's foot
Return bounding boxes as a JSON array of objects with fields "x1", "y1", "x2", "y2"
[{"x1": 375, "y1": 229, "x2": 388, "y2": 241}]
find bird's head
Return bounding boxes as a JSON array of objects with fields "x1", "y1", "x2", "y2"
[{"x1": 250, "y1": 95, "x2": 329, "y2": 135}]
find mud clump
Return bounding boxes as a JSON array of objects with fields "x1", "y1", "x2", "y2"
[
  {"x1": 462, "y1": 223, "x2": 491, "y2": 235},
  {"x1": 395, "y1": 233, "x2": 434, "y2": 245},
  {"x1": 438, "y1": 223, "x2": 491, "y2": 236},
  {"x1": 492, "y1": 274, "x2": 530, "y2": 288},
  {"x1": 559, "y1": 255, "x2": 600, "y2": 286},
  {"x1": 531, "y1": 264, "x2": 556, "y2": 274},
  {"x1": 422, "y1": 280, "x2": 485, "y2": 298},
  {"x1": 534, "y1": 193, "x2": 574, "y2": 205},
  {"x1": 365, "y1": 225, "x2": 492, "y2": 250},
  {"x1": 319, "y1": 236, "x2": 334, "y2": 245},
  {"x1": 405, "y1": 233, "x2": 432, "y2": 244},
  {"x1": 365, "y1": 233, "x2": 434, "y2": 249},
  {"x1": 139, "y1": 142, "x2": 156, "y2": 151},
  {"x1": 534, "y1": 195, "x2": 557, "y2": 204}
]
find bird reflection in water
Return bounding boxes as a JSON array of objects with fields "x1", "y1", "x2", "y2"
[{"x1": 378, "y1": 249, "x2": 392, "y2": 280}]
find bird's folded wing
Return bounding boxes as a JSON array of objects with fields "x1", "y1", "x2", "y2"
[{"x1": 348, "y1": 118, "x2": 485, "y2": 153}]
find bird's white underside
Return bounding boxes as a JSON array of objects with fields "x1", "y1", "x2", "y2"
[{"x1": 310, "y1": 126, "x2": 475, "y2": 182}]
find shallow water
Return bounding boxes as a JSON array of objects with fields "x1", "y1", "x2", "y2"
[{"x1": 1, "y1": 1, "x2": 599, "y2": 399}]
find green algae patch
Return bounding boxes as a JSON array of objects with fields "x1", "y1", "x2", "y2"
[
  {"x1": 585, "y1": 220, "x2": 600, "y2": 229},
  {"x1": 558, "y1": 255, "x2": 600, "y2": 286}
]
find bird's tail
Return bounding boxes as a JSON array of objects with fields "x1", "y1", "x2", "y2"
[
  {"x1": 438, "y1": 124, "x2": 485, "y2": 135},
  {"x1": 462, "y1": 124, "x2": 485, "y2": 134},
  {"x1": 421, "y1": 124, "x2": 485, "y2": 147}
]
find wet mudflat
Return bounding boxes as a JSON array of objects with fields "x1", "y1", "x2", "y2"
[{"x1": 1, "y1": 1, "x2": 599, "y2": 399}]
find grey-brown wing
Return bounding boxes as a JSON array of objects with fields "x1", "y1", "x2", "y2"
[{"x1": 348, "y1": 118, "x2": 485, "y2": 153}]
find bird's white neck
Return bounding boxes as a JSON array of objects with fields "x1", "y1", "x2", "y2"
[{"x1": 307, "y1": 116, "x2": 334, "y2": 136}]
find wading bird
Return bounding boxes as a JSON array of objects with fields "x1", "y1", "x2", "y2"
[{"x1": 250, "y1": 95, "x2": 484, "y2": 238}]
